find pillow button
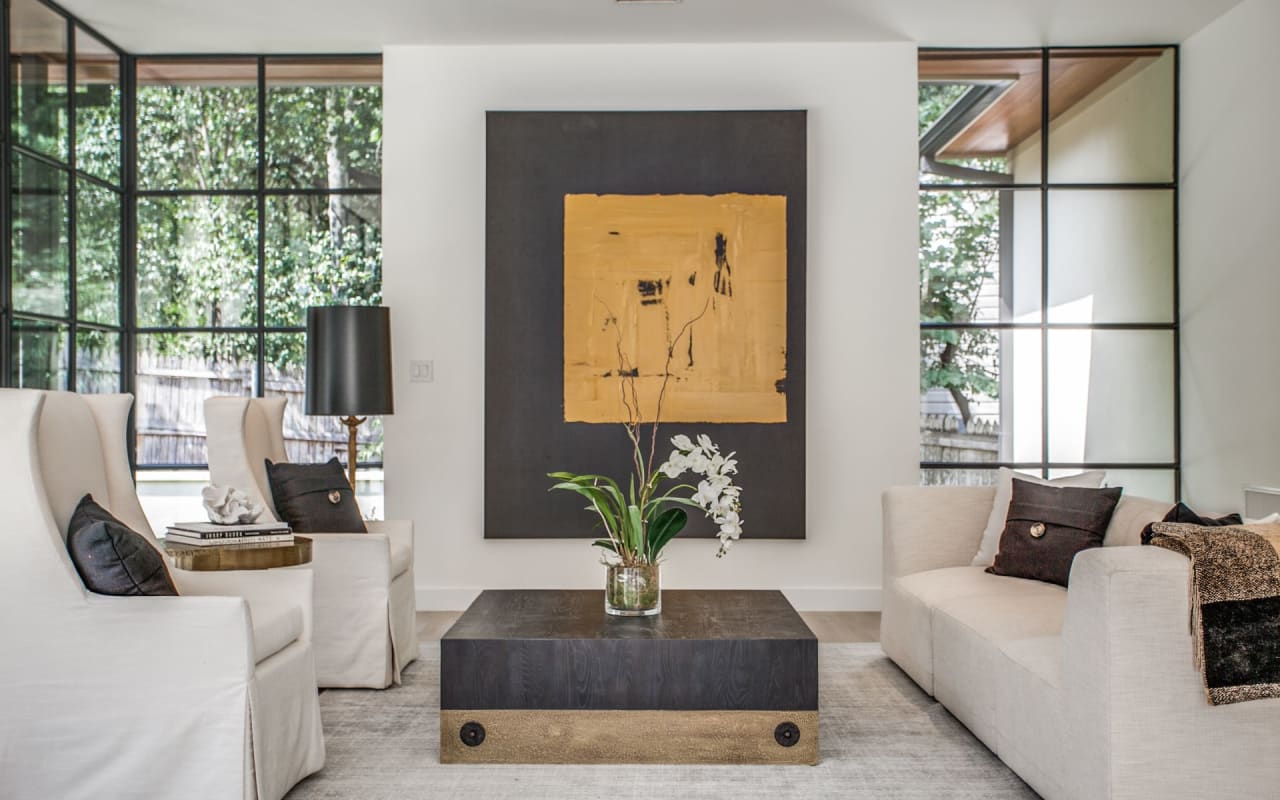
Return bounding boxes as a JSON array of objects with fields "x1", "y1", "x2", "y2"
[
  {"x1": 1029, "y1": 522, "x2": 1046, "y2": 539},
  {"x1": 327, "y1": 490, "x2": 342, "y2": 505}
]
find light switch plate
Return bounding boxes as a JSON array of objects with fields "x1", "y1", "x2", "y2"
[{"x1": 410, "y1": 360, "x2": 434, "y2": 383}]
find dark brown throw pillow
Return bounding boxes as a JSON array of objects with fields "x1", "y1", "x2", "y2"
[
  {"x1": 1140, "y1": 503, "x2": 1242, "y2": 545},
  {"x1": 265, "y1": 458, "x2": 367, "y2": 534},
  {"x1": 66, "y1": 494, "x2": 178, "y2": 596},
  {"x1": 987, "y1": 479, "x2": 1123, "y2": 587}
]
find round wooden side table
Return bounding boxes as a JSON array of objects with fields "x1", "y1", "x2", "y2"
[{"x1": 162, "y1": 535, "x2": 312, "y2": 571}]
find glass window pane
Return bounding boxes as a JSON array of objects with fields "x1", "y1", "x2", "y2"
[
  {"x1": 76, "y1": 329, "x2": 120, "y2": 393},
  {"x1": 1048, "y1": 48, "x2": 1174, "y2": 184},
  {"x1": 1047, "y1": 189, "x2": 1173, "y2": 324},
  {"x1": 263, "y1": 332, "x2": 384, "y2": 467},
  {"x1": 135, "y1": 333, "x2": 256, "y2": 466},
  {"x1": 1047, "y1": 330, "x2": 1174, "y2": 464},
  {"x1": 136, "y1": 195, "x2": 258, "y2": 328},
  {"x1": 922, "y1": 328, "x2": 1041, "y2": 464},
  {"x1": 76, "y1": 180, "x2": 121, "y2": 325},
  {"x1": 9, "y1": 0, "x2": 69, "y2": 161},
  {"x1": 265, "y1": 57, "x2": 381, "y2": 189},
  {"x1": 919, "y1": 50, "x2": 1042, "y2": 185},
  {"x1": 920, "y1": 188, "x2": 1040, "y2": 324},
  {"x1": 11, "y1": 318, "x2": 68, "y2": 389},
  {"x1": 137, "y1": 469, "x2": 210, "y2": 536},
  {"x1": 1100, "y1": 470, "x2": 1176, "y2": 504},
  {"x1": 265, "y1": 194, "x2": 382, "y2": 327},
  {"x1": 74, "y1": 27, "x2": 121, "y2": 184},
  {"x1": 136, "y1": 58, "x2": 258, "y2": 190},
  {"x1": 11, "y1": 153, "x2": 69, "y2": 316}
]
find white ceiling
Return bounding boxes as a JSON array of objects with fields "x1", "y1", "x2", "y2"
[{"x1": 60, "y1": 0, "x2": 1244, "y2": 54}]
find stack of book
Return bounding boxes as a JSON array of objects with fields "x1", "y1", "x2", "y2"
[{"x1": 165, "y1": 521, "x2": 293, "y2": 547}]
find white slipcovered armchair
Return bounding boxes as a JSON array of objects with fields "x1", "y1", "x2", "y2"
[
  {"x1": 204, "y1": 396, "x2": 418, "y2": 689},
  {"x1": 0, "y1": 389, "x2": 324, "y2": 800}
]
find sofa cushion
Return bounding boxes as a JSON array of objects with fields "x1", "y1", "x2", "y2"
[
  {"x1": 1105, "y1": 494, "x2": 1172, "y2": 547},
  {"x1": 973, "y1": 468, "x2": 1105, "y2": 567},
  {"x1": 389, "y1": 535, "x2": 412, "y2": 578},
  {"x1": 265, "y1": 458, "x2": 367, "y2": 533},
  {"x1": 66, "y1": 494, "x2": 177, "y2": 596},
  {"x1": 932, "y1": 591, "x2": 1068, "y2": 752},
  {"x1": 883, "y1": 566, "x2": 1066, "y2": 696},
  {"x1": 988, "y1": 480, "x2": 1122, "y2": 587},
  {"x1": 247, "y1": 594, "x2": 304, "y2": 663}
]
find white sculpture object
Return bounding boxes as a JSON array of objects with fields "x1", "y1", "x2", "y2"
[{"x1": 201, "y1": 484, "x2": 264, "y2": 525}]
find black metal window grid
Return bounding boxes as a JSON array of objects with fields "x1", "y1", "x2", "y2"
[
  {"x1": 918, "y1": 46, "x2": 1181, "y2": 496},
  {"x1": 0, "y1": 0, "x2": 384, "y2": 472}
]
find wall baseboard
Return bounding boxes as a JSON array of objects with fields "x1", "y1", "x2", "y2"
[{"x1": 416, "y1": 586, "x2": 882, "y2": 612}]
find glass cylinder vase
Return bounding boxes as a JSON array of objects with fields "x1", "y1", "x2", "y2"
[{"x1": 604, "y1": 563, "x2": 661, "y2": 617}]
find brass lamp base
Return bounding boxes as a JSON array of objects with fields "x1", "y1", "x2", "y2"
[{"x1": 339, "y1": 414, "x2": 366, "y2": 489}]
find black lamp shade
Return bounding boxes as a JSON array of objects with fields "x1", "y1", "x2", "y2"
[{"x1": 305, "y1": 306, "x2": 394, "y2": 416}]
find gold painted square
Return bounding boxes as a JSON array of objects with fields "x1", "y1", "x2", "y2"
[{"x1": 563, "y1": 193, "x2": 787, "y2": 424}]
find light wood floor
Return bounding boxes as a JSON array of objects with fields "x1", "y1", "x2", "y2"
[{"x1": 417, "y1": 610, "x2": 881, "y2": 644}]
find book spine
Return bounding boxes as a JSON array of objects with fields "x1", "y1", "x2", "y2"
[
  {"x1": 165, "y1": 533, "x2": 295, "y2": 547},
  {"x1": 165, "y1": 528, "x2": 290, "y2": 539}
]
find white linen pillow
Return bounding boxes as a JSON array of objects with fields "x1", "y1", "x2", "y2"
[
  {"x1": 970, "y1": 467, "x2": 1107, "y2": 566},
  {"x1": 1245, "y1": 512, "x2": 1280, "y2": 525}
]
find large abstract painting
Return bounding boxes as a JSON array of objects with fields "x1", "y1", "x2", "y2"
[{"x1": 486, "y1": 111, "x2": 806, "y2": 539}]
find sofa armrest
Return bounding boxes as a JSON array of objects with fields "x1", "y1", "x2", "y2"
[
  {"x1": 882, "y1": 485, "x2": 994, "y2": 579},
  {"x1": 366, "y1": 518, "x2": 414, "y2": 556},
  {"x1": 172, "y1": 566, "x2": 315, "y2": 643},
  {"x1": 1061, "y1": 546, "x2": 1280, "y2": 799}
]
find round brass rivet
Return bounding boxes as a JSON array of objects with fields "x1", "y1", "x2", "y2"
[
  {"x1": 328, "y1": 490, "x2": 341, "y2": 504},
  {"x1": 1030, "y1": 522, "x2": 1046, "y2": 539}
]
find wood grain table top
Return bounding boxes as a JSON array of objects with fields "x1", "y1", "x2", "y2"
[{"x1": 443, "y1": 589, "x2": 817, "y2": 642}]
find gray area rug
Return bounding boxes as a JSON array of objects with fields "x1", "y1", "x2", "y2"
[{"x1": 287, "y1": 643, "x2": 1035, "y2": 799}]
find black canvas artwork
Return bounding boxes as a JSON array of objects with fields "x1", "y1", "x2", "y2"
[{"x1": 485, "y1": 110, "x2": 806, "y2": 540}]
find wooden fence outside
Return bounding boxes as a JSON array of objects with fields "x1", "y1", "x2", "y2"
[{"x1": 132, "y1": 353, "x2": 379, "y2": 466}]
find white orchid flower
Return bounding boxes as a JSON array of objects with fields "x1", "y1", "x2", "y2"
[
  {"x1": 718, "y1": 512, "x2": 742, "y2": 538},
  {"x1": 686, "y1": 450, "x2": 710, "y2": 474},
  {"x1": 716, "y1": 537, "x2": 735, "y2": 557},
  {"x1": 697, "y1": 434, "x2": 717, "y2": 454},
  {"x1": 693, "y1": 480, "x2": 720, "y2": 508},
  {"x1": 705, "y1": 473, "x2": 732, "y2": 493},
  {"x1": 671, "y1": 434, "x2": 695, "y2": 452},
  {"x1": 658, "y1": 451, "x2": 687, "y2": 479}
]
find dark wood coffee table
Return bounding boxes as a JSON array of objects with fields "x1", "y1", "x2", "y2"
[{"x1": 439, "y1": 589, "x2": 818, "y2": 765}]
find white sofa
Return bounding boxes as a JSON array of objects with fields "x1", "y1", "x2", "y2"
[
  {"x1": 881, "y1": 485, "x2": 1280, "y2": 800},
  {"x1": 205, "y1": 396, "x2": 419, "y2": 688},
  {"x1": 0, "y1": 390, "x2": 324, "y2": 800}
]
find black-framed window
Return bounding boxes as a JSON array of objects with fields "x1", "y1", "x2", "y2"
[
  {"x1": 2, "y1": 0, "x2": 385, "y2": 524},
  {"x1": 918, "y1": 47, "x2": 1179, "y2": 501},
  {"x1": 5, "y1": 0, "x2": 126, "y2": 396},
  {"x1": 131, "y1": 55, "x2": 383, "y2": 469}
]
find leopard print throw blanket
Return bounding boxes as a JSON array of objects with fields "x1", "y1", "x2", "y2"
[{"x1": 1149, "y1": 522, "x2": 1280, "y2": 705}]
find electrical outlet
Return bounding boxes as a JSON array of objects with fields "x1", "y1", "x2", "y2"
[{"x1": 409, "y1": 360, "x2": 434, "y2": 383}]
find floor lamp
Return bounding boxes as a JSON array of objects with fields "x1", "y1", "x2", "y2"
[{"x1": 305, "y1": 305, "x2": 395, "y2": 489}]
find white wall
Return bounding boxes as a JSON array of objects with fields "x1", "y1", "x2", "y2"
[
  {"x1": 1181, "y1": 0, "x2": 1280, "y2": 512},
  {"x1": 381, "y1": 42, "x2": 920, "y2": 610}
]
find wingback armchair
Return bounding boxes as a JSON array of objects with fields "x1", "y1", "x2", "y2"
[
  {"x1": 204, "y1": 396, "x2": 418, "y2": 688},
  {"x1": 0, "y1": 389, "x2": 324, "y2": 800}
]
